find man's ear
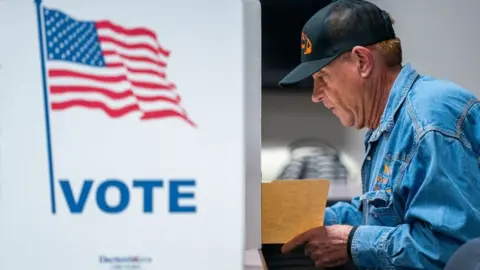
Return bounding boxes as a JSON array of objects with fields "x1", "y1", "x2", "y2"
[{"x1": 351, "y1": 46, "x2": 373, "y2": 78}]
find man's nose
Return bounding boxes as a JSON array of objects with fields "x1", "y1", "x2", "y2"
[{"x1": 312, "y1": 88, "x2": 323, "y2": 103}]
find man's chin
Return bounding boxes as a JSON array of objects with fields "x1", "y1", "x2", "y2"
[{"x1": 338, "y1": 117, "x2": 357, "y2": 129}]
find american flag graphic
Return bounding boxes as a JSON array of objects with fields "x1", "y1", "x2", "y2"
[{"x1": 42, "y1": 7, "x2": 195, "y2": 126}]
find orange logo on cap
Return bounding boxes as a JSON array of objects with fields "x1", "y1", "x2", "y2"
[{"x1": 301, "y1": 32, "x2": 312, "y2": 55}]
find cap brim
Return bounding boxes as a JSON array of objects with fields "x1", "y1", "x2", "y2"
[{"x1": 278, "y1": 56, "x2": 338, "y2": 88}]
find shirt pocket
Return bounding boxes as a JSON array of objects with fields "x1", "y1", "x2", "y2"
[{"x1": 359, "y1": 190, "x2": 401, "y2": 226}]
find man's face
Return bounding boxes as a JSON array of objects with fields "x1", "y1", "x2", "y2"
[{"x1": 311, "y1": 55, "x2": 365, "y2": 128}]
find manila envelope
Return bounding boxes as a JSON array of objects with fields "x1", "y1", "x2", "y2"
[{"x1": 261, "y1": 179, "x2": 330, "y2": 244}]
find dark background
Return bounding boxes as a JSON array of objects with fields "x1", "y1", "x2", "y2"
[{"x1": 261, "y1": 0, "x2": 332, "y2": 90}]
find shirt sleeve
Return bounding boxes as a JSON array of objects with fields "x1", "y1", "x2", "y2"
[
  {"x1": 324, "y1": 197, "x2": 362, "y2": 226},
  {"x1": 350, "y1": 130, "x2": 480, "y2": 270}
]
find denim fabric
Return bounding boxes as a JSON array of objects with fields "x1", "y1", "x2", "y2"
[{"x1": 324, "y1": 64, "x2": 480, "y2": 269}]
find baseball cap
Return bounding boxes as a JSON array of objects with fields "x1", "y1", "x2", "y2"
[{"x1": 278, "y1": 0, "x2": 396, "y2": 87}]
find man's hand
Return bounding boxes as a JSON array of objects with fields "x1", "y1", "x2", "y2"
[{"x1": 282, "y1": 225, "x2": 353, "y2": 268}]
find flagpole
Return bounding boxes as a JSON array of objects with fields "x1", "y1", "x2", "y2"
[{"x1": 34, "y1": 0, "x2": 57, "y2": 214}]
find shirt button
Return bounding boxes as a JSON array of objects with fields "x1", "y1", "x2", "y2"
[{"x1": 366, "y1": 156, "x2": 372, "y2": 161}]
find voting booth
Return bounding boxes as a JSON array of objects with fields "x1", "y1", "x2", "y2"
[{"x1": 0, "y1": 0, "x2": 261, "y2": 269}]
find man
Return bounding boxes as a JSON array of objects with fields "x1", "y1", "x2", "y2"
[{"x1": 278, "y1": 0, "x2": 480, "y2": 269}]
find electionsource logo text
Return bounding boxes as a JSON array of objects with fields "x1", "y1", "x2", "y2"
[{"x1": 99, "y1": 255, "x2": 153, "y2": 264}]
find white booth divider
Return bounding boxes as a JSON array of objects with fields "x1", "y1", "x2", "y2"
[{"x1": 0, "y1": 0, "x2": 262, "y2": 269}]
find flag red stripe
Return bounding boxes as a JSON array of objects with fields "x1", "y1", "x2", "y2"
[
  {"x1": 103, "y1": 50, "x2": 167, "y2": 67},
  {"x1": 50, "y1": 86, "x2": 182, "y2": 103},
  {"x1": 105, "y1": 63, "x2": 167, "y2": 78},
  {"x1": 51, "y1": 85, "x2": 132, "y2": 99},
  {"x1": 48, "y1": 69, "x2": 175, "y2": 90},
  {"x1": 96, "y1": 20, "x2": 157, "y2": 40},
  {"x1": 133, "y1": 80, "x2": 175, "y2": 90},
  {"x1": 98, "y1": 36, "x2": 167, "y2": 58},
  {"x1": 136, "y1": 94, "x2": 180, "y2": 102},
  {"x1": 95, "y1": 20, "x2": 170, "y2": 56},
  {"x1": 49, "y1": 69, "x2": 126, "y2": 83},
  {"x1": 52, "y1": 100, "x2": 195, "y2": 125},
  {"x1": 51, "y1": 100, "x2": 140, "y2": 118},
  {"x1": 142, "y1": 109, "x2": 196, "y2": 127}
]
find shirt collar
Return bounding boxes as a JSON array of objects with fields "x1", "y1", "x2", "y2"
[{"x1": 366, "y1": 64, "x2": 420, "y2": 142}]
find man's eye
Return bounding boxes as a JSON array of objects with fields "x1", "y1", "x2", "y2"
[{"x1": 315, "y1": 76, "x2": 326, "y2": 83}]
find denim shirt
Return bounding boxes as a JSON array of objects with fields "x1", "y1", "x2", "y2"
[{"x1": 324, "y1": 64, "x2": 480, "y2": 270}]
